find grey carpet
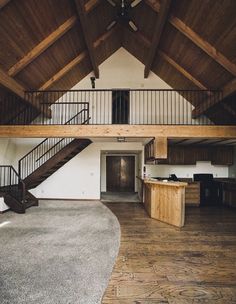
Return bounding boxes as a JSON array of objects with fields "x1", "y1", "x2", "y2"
[{"x1": 0, "y1": 200, "x2": 120, "y2": 304}]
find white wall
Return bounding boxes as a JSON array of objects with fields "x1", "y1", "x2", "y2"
[
  {"x1": 0, "y1": 139, "x2": 17, "y2": 166},
  {"x1": 31, "y1": 142, "x2": 143, "y2": 199},
  {"x1": 42, "y1": 48, "x2": 209, "y2": 125},
  {"x1": 146, "y1": 161, "x2": 229, "y2": 179}
]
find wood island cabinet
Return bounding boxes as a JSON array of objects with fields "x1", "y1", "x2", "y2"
[{"x1": 143, "y1": 179, "x2": 188, "y2": 227}]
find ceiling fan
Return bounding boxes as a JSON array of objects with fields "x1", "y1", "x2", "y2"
[{"x1": 106, "y1": 0, "x2": 142, "y2": 32}]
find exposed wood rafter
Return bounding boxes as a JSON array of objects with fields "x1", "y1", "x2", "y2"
[
  {"x1": 0, "y1": 67, "x2": 51, "y2": 117},
  {"x1": 125, "y1": 27, "x2": 236, "y2": 119},
  {"x1": 8, "y1": 16, "x2": 77, "y2": 76},
  {"x1": 74, "y1": 0, "x2": 99, "y2": 78},
  {"x1": 0, "y1": 0, "x2": 10, "y2": 9},
  {"x1": 39, "y1": 52, "x2": 87, "y2": 91},
  {"x1": 126, "y1": 26, "x2": 209, "y2": 90},
  {"x1": 144, "y1": 0, "x2": 172, "y2": 78},
  {"x1": 38, "y1": 26, "x2": 117, "y2": 90},
  {"x1": 158, "y1": 50, "x2": 208, "y2": 90},
  {"x1": 192, "y1": 78, "x2": 236, "y2": 118},
  {"x1": 85, "y1": 0, "x2": 100, "y2": 13},
  {"x1": 145, "y1": 0, "x2": 236, "y2": 76}
]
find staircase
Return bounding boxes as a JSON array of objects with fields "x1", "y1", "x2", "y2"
[
  {"x1": 22, "y1": 138, "x2": 92, "y2": 189},
  {"x1": 0, "y1": 166, "x2": 38, "y2": 213},
  {"x1": 0, "y1": 105, "x2": 92, "y2": 213}
]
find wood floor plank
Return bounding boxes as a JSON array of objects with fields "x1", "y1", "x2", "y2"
[{"x1": 102, "y1": 202, "x2": 236, "y2": 303}]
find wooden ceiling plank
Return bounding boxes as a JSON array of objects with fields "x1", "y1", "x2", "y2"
[
  {"x1": 39, "y1": 52, "x2": 87, "y2": 91},
  {"x1": 145, "y1": 0, "x2": 236, "y2": 76},
  {"x1": 0, "y1": 67, "x2": 51, "y2": 117},
  {"x1": 74, "y1": 0, "x2": 99, "y2": 78},
  {"x1": 144, "y1": 0, "x2": 172, "y2": 78},
  {"x1": 85, "y1": 0, "x2": 100, "y2": 13},
  {"x1": 38, "y1": 27, "x2": 117, "y2": 90},
  {"x1": 168, "y1": 17, "x2": 236, "y2": 76},
  {"x1": 222, "y1": 104, "x2": 236, "y2": 118},
  {"x1": 192, "y1": 78, "x2": 236, "y2": 118},
  {"x1": 8, "y1": 16, "x2": 77, "y2": 77},
  {"x1": 158, "y1": 50, "x2": 208, "y2": 90},
  {"x1": 127, "y1": 27, "x2": 211, "y2": 93},
  {"x1": 0, "y1": 0, "x2": 10, "y2": 9}
]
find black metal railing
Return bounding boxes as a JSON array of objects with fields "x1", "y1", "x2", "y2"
[
  {"x1": 0, "y1": 165, "x2": 25, "y2": 204},
  {"x1": 0, "y1": 89, "x2": 224, "y2": 126},
  {"x1": 18, "y1": 110, "x2": 90, "y2": 180}
]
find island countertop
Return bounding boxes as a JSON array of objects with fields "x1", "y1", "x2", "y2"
[{"x1": 137, "y1": 176, "x2": 188, "y2": 187}]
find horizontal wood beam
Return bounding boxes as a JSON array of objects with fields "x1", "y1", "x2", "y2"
[
  {"x1": 0, "y1": 67, "x2": 51, "y2": 117},
  {"x1": 0, "y1": 0, "x2": 10, "y2": 9},
  {"x1": 192, "y1": 78, "x2": 236, "y2": 118},
  {"x1": 0, "y1": 125, "x2": 235, "y2": 138},
  {"x1": 145, "y1": 0, "x2": 236, "y2": 76},
  {"x1": 74, "y1": 0, "x2": 99, "y2": 78},
  {"x1": 8, "y1": 16, "x2": 77, "y2": 76},
  {"x1": 144, "y1": 0, "x2": 172, "y2": 78}
]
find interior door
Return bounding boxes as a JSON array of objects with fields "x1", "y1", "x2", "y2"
[
  {"x1": 106, "y1": 156, "x2": 135, "y2": 192},
  {"x1": 112, "y1": 90, "x2": 130, "y2": 124}
]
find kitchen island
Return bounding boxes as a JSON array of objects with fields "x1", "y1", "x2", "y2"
[{"x1": 139, "y1": 177, "x2": 188, "y2": 227}]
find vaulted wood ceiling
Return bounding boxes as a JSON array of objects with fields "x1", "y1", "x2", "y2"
[{"x1": 0, "y1": 0, "x2": 235, "y2": 124}]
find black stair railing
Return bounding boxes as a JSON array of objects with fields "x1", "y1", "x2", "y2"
[
  {"x1": 0, "y1": 165, "x2": 26, "y2": 205},
  {"x1": 18, "y1": 108, "x2": 90, "y2": 180}
]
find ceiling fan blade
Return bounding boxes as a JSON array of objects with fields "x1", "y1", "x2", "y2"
[
  {"x1": 130, "y1": 0, "x2": 142, "y2": 8},
  {"x1": 106, "y1": 20, "x2": 117, "y2": 31},
  {"x1": 106, "y1": 0, "x2": 116, "y2": 6},
  {"x1": 128, "y1": 20, "x2": 138, "y2": 31}
]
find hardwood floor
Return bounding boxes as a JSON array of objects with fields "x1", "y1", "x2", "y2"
[{"x1": 102, "y1": 203, "x2": 236, "y2": 303}]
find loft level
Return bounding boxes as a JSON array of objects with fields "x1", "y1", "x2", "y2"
[{"x1": 1, "y1": 89, "x2": 234, "y2": 126}]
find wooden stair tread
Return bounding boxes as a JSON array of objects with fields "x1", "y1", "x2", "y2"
[{"x1": 24, "y1": 138, "x2": 92, "y2": 189}]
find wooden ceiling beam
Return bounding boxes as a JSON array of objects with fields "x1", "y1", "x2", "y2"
[
  {"x1": 0, "y1": 125, "x2": 235, "y2": 138},
  {"x1": 0, "y1": 0, "x2": 10, "y2": 9},
  {"x1": 8, "y1": 16, "x2": 77, "y2": 77},
  {"x1": 192, "y1": 78, "x2": 236, "y2": 118},
  {"x1": 39, "y1": 52, "x2": 87, "y2": 91},
  {"x1": 0, "y1": 67, "x2": 51, "y2": 117},
  {"x1": 125, "y1": 27, "x2": 236, "y2": 119},
  {"x1": 126, "y1": 26, "x2": 211, "y2": 92},
  {"x1": 74, "y1": 0, "x2": 99, "y2": 78},
  {"x1": 85, "y1": 0, "x2": 100, "y2": 13},
  {"x1": 38, "y1": 26, "x2": 117, "y2": 90},
  {"x1": 145, "y1": 0, "x2": 236, "y2": 76},
  {"x1": 158, "y1": 50, "x2": 208, "y2": 90},
  {"x1": 144, "y1": 0, "x2": 172, "y2": 78}
]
